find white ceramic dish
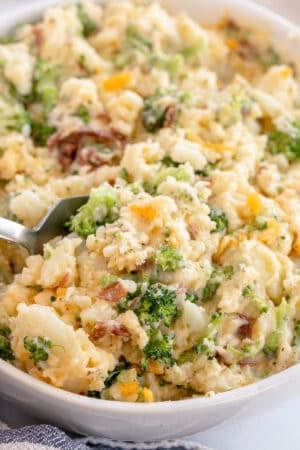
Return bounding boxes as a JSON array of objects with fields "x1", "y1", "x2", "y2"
[{"x1": 1, "y1": 0, "x2": 300, "y2": 442}]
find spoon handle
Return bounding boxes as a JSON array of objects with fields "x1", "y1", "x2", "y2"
[{"x1": 0, "y1": 218, "x2": 35, "y2": 253}]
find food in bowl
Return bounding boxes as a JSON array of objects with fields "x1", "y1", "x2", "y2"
[{"x1": 0, "y1": 0, "x2": 300, "y2": 404}]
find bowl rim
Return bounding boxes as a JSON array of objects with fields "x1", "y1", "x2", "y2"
[{"x1": 1, "y1": 0, "x2": 300, "y2": 414}]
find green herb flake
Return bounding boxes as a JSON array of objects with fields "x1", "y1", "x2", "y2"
[
  {"x1": 77, "y1": 3, "x2": 97, "y2": 38},
  {"x1": 209, "y1": 207, "x2": 228, "y2": 233},
  {"x1": 23, "y1": 336, "x2": 52, "y2": 366},
  {"x1": 74, "y1": 105, "x2": 90, "y2": 124}
]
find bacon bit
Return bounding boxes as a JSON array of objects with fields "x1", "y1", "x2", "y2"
[
  {"x1": 48, "y1": 127, "x2": 127, "y2": 169},
  {"x1": 97, "y1": 111, "x2": 111, "y2": 124},
  {"x1": 176, "y1": 287, "x2": 187, "y2": 296},
  {"x1": 236, "y1": 39, "x2": 258, "y2": 61},
  {"x1": 163, "y1": 105, "x2": 177, "y2": 128},
  {"x1": 32, "y1": 25, "x2": 44, "y2": 47},
  {"x1": 260, "y1": 116, "x2": 274, "y2": 133},
  {"x1": 237, "y1": 313, "x2": 254, "y2": 339},
  {"x1": 98, "y1": 282, "x2": 127, "y2": 303},
  {"x1": 187, "y1": 224, "x2": 198, "y2": 240},
  {"x1": 91, "y1": 320, "x2": 130, "y2": 340}
]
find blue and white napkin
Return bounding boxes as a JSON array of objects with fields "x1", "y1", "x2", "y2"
[{"x1": 0, "y1": 421, "x2": 211, "y2": 450}]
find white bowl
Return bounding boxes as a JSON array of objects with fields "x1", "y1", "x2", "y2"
[{"x1": 1, "y1": 0, "x2": 300, "y2": 442}]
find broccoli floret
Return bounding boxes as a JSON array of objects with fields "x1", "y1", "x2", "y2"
[
  {"x1": 142, "y1": 329, "x2": 175, "y2": 369},
  {"x1": 127, "y1": 282, "x2": 178, "y2": 327},
  {"x1": 202, "y1": 266, "x2": 233, "y2": 303},
  {"x1": 155, "y1": 246, "x2": 184, "y2": 272},
  {"x1": 196, "y1": 162, "x2": 219, "y2": 177},
  {"x1": 185, "y1": 291, "x2": 199, "y2": 303},
  {"x1": 120, "y1": 167, "x2": 130, "y2": 182},
  {"x1": 155, "y1": 166, "x2": 192, "y2": 186},
  {"x1": 194, "y1": 311, "x2": 223, "y2": 357},
  {"x1": 266, "y1": 126, "x2": 300, "y2": 163},
  {"x1": 263, "y1": 299, "x2": 290, "y2": 358},
  {"x1": 0, "y1": 324, "x2": 14, "y2": 361},
  {"x1": 0, "y1": 94, "x2": 30, "y2": 134},
  {"x1": 23, "y1": 336, "x2": 52, "y2": 366},
  {"x1": 209, "y1": 207, "x2": 228, "y2": 233},
  {"x1": 67, "y1": 184, "x2": 119, "y2": 237},
  {"x1": 33, "y1": 59, "x2": 59, "y2": 113},
  {"x1": 242, "y1": 285, "x2": 269, "y2": 313},
  {"x1": 74, "y1": 105, "x2": 90, "y2": 124},
  {"x1": 30, "y1": 119, "x2": 56, "y2": 146},
  {"x1": 77, "y1": 3, "x2": 97, "y2": 37},
  {"x1": 142, "y1": 98, "x2": 167, "y2": 133}
]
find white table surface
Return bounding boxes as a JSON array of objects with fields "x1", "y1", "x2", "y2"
[{"x1": 1, "y1": 1, "x2": 300, "y2": 449}]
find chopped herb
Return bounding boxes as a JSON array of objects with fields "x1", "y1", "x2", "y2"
[
  {"x1": 74, "y1": 105, "x2": 90, "y2": 124},
  {"x1": 23, "y1": 336, "x2": 52, "y2": 366},
  {"x1": 209, "y1": 207, "x2": 228, "y2": 233},
  {"x1": 120, "y1": 167, "x2": 129, "y2": 182},
  {"x1": 77, "y1": 3, "x2": 97, "y2": 37},
  {"x1": 155, "y1": 245, "x2": 184, "y2": 272}
]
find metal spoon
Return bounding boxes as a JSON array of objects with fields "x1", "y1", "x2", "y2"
[{"x1": 0, "y1": 195, "x2": 88, "y2": 255}]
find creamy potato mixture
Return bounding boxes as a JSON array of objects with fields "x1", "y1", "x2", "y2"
[{"x1": 0, "y1": 1, "x2": 300, "y2": 403}]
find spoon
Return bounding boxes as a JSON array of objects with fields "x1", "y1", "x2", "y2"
[{"x1": 0, "y1": 195, "x2": 88, "y2": 255}]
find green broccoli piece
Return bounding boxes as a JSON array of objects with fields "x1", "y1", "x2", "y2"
[
  {"x1": 23, "y1": 336, "x2": 52, "y2": 366},
  {"x1": 180, "y1": 40, "x2": 204, "y2": 64},
  {"x1": 155, "y1": 246, "x2": 184, "y2": 272},
  {"x1": 142, "y1": 97, "x2": 167, "y2": 133},
  {"x1": 142, "y1": 329, "x2": 175, "y2": 369},
  {"x1": 30, "y1": 119, "x2": 56, "y2": 146},
  {"x1": 194, "y1": 311, "x2": 223, "y2": 357},
  {"x1": 33, "y1": 59, "x2": 59, "y2": 113},
  {"x1": 185, "y1": 291, "x2": 199, "y2": 303},
  {"x1": 120, "y1": 167, "x2": 130, "y2": 182},
  {"x1": 99, "y1": 273, "x2": 118, "y2": 288},
  {"x1": 266, "y1": 125, "x2": 300, "y2": 163},
  {"x1": 202, "y1": 266, "x2": 233, "y2": 303},
  {"x1": 77, "y1": 3, "x2": 97, "y2": 37},
  {"x1": 125, "y1": 25, "x2": 152, "y2": 52},
  {"x1": 209, "y1": 207, "x2": 228, "y2": 233},
  {"x1": 149, "y1": 53, "x2": 184, "y2": 78},
  {"x1": 67, "y1": 184, "x2": 119, "y2": 237},
  {"x1": 0, "y1": 94, "x2": 30, "y2": 134},
  {"x1": 0, "y1": 324, "x2": 14, "y2": 361},
  {"x1": 242, "y1": 285, "x2": 269, "y2": 313},
  {"x1": 155, "y1": 166, "x2": 192, "y2": 186},
  {"x1": 74, "y1": 105, "x2": 90, "y2": 124},
  {"x1": 129, "y1": 282, "x2": 178, "y2": 327},
  {"x1": 263, "y1": 299, "x2": 290, "y2": 358},
  {"x1": 196, "y1": 162, "x2": 219, "y2": 177}
]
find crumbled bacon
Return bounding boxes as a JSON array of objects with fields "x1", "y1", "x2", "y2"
[
  {"x1": 91, "y1": 320, "x2": 130, "y2": 340},
  {"x1": 97, "y1": 111, "x2": 111, "y2": 124},
  {"x1": 47, "y1": 127, "x2": 127, "y2": 169},
  {"x1": 98, "y1": 282, "x2": 127, "y2": 303},
  {"x1": 187, "y1": 224, "x2": 198, "y2": 240},
  {"x1": 237, "y1": 313, "x2": 254, "y2": 339},
  {"x1": 163, "y1": 105, "x2": 177, "y2": 128},
  {"x1": 32, "y1": 25, "x2": 44, "y2": 47},
  {"x1": 239, "y1": 358, "x2": 257, "y2": 367}
]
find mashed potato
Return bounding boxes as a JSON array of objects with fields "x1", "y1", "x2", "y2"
[{"x1": 0, "y1": 1, "x2": 300, "y2": 403}]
